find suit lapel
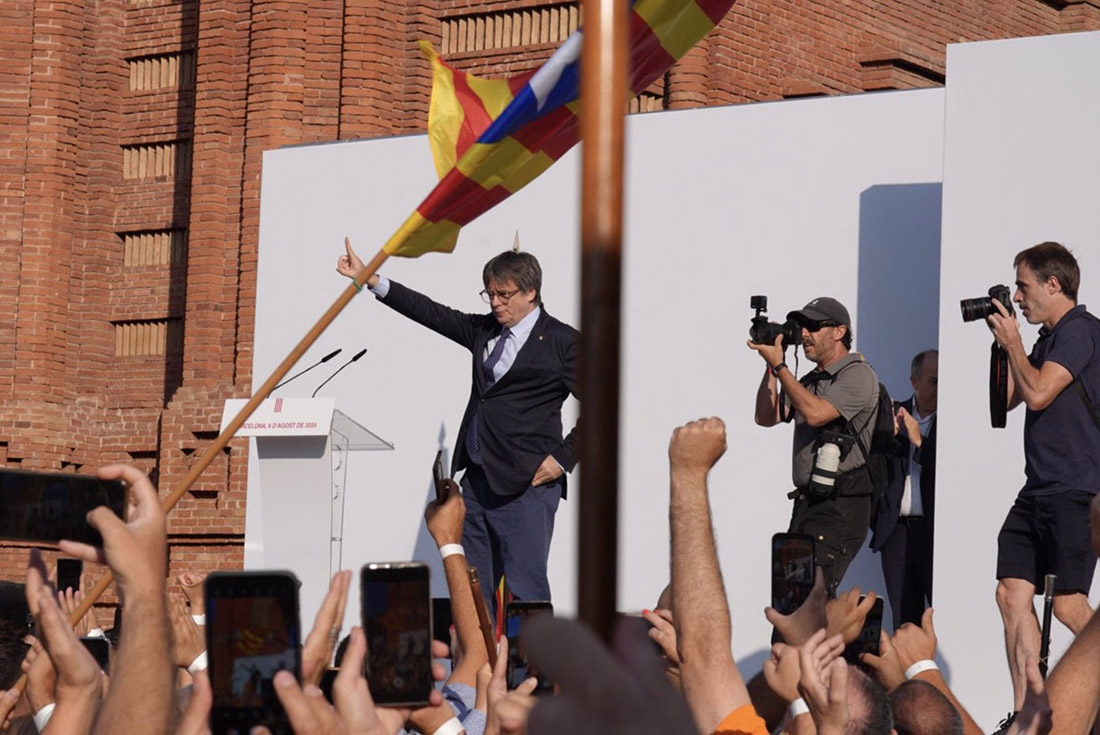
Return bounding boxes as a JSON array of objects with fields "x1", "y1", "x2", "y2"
[{"x1": 485, "y1": 308, "x2": 550, "y2": 394}]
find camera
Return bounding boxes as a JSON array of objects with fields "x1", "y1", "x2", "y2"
[
  {"x1": 960, "y1": 285, "x2": 1014, "y2": 322},
  {"x1": 808, "y1": 429, "x2": 855, "y2": 499},
  {"x1": 749, "y1": 296, "x2": 800, "y2": 348}
]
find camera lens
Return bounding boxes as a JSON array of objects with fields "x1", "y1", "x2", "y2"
[{"x1": 960, "y1": 297, "x2": 993, "y2": 323}]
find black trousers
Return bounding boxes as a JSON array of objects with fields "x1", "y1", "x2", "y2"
[
  {"x1": 789, "y1": 493, "x2": 871, "y2": 595},
  {"x1": 879, "y1": 516, "x2": 933, "y2": 629}
]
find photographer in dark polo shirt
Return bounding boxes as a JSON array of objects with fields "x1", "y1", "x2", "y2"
[{"x1": 986, "y1": 241, "x2": 1100, "y2": 712}]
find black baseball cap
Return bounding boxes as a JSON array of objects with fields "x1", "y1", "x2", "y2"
[{"x1": 787, "y1": 297, "x2": 851, "y2": 328}]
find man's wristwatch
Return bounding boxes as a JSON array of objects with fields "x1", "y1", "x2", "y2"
[{"x1": 770, "y1": 362, "x2": 787, "y2": 377}]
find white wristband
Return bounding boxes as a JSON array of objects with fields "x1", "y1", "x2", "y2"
[
  {"x1": 439, "y1": 544, "x2": 465, "y2": 560},
  {"x1": 904, "y1": 659, "x2": 939, "y2": 680},
  {"x1": 86, "y1": 627, "x2": 106, "y2": 638},
  {"x1": 431, "y1": 716, "x2": 466, "y2": 735},
  {"x1": 33, "y1": 702, "x2": 56, "y2": 732},
  {"x1": 192, "y1": 614, "x2": 206, "y2": 626},
  {"x1": 788, "y1": 697, "x2": 810, "y2": 719},
  {"x1": 187, "y1": 650, "x2": 208, "y2": 675}
]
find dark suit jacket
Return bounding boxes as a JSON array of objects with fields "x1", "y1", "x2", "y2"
[
  {"x1": 870, "y1": 398, "x2": 937, "y2": 551},
  {"x1": 381, "y1": 280, "x2": 579, "y2": 497}
]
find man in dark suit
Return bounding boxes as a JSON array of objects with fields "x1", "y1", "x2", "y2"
[
  {"x1": 339, "y1": 240, "x2": 578, "y2": 612},
  {"x1": 871, "y1": 349, "x2": 938, "y2": 629}
]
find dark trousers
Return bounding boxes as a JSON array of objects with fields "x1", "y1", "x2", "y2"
[
  {"x1": 460, "y1": 464, "x2": 562, "y2": 619},
  {"x1": 789, "y1": 493, "x2": 871, "y2": 596},
  {"x1": 879, "y1": 516, "x2": 933, "y2": 629}
]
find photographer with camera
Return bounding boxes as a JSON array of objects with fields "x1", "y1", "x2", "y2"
[
  {"x1": 749, "y1": 297, "x2": 880, "y2": 595},
  {"x1": 980, "y1": 241, "x2": 1100, "y2": 714}
]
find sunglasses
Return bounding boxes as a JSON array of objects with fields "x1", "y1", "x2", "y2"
[{"x1": 801, "y1": 319, "x2": 840, "y2": 333}]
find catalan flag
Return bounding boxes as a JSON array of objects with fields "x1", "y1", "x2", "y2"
[{"x1": 382, "y1": 0, "x2": 737, "y2": 258}]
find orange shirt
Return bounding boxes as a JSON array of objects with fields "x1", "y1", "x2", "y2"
[{"x1": 713, "y1": 703, "x2": 769, "y2": 735}]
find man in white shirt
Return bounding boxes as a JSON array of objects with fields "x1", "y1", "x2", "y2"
[{"x1": 871, "y1": 350, "x2": 938, "y2": 629}]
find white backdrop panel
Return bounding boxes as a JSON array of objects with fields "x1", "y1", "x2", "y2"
[
  {"x1": 255, "y1": 85, "x2": 946, "y2": 672},
  {"x1": 937, "y1": 30, "x2": 1100, "y2": 726}
]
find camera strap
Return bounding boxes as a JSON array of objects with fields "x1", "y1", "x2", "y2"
[
  {"x1": 989, "y1": 341, "x2": 1009, "y2": 429},
  {"x1": 1074, "y1": 379, "x2": 1100, "y2": 433},
  {"x1": 832, "y1": 359, "x2": 877, "y2": 497}
]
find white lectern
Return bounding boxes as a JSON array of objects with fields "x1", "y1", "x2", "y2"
[{"x1": 221, "y1": 397, "x2": 393, "y2": 612}]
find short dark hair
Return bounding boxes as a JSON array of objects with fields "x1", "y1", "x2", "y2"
[
  {"x1": 0, "y1": 619, "x2": 30, "y2": 690},
  {"x1": 483, "y1": 251, "x2": 542, "y2": 305},
  {"x1": 910, "y1": 349, "x2": 938, "y2": 378},
  {"x1": 890, "y1": 680, "x2": 963, "y2": 735},
  {"x1": 840, "y1": 324, "x2": 853, "y2": 350},
  {"x1": 849, "y1": 668, "x2": 894, "y2": 735},
  {"x1": 1014, "y1": 241, "x2": 1080, "y2": 300}
]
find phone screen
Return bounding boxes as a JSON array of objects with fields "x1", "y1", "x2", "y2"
[
  {"x1": 57, "y1": 558, "x2": 83, "y2": 594},
  {"x1": 0, "y1": 469, "x2": 126, "y2": 546},
  {"x1": 432, "y1": 451, "x2": 446, "y2": 501},
  {"x1": 206, "y1": 571, "x2": 301, "y2": 735},
  {"x1": 0, "y1": 582, "x2": 31, "y2": 633},
  {"x1": 844, "y1": 597, "x2": 885, "y2": 664},
  {"x1": 361, "y1": 563, "x2": 432, "y2": 707},
  {"x1": 80, "y1": 637, "x2": 110, "y2": 670},
  {"x1": 771, "y1": 533, "x2": 816, "y2": 615},
  {"x1": 506, "y1": 601, "x2": 553, "y2": 692}
]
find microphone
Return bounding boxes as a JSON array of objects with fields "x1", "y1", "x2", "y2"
[
  {"x1": 312, "y1": 348, "x2": 368, "y2": 398},
  {"x1": 272, "y1": 348, "x2": 342, "y2": 392}
]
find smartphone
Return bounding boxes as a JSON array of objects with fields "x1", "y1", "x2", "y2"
[
  {"x1": 505, "y1": 600, "x2": 553, "y2": 692},
  {"x1": 432, "y1": 451, "x2": 447, "y2": 501},
  {"x1": 771, "y1": 533, "x2": 816, "y2": 615},
  {"x1": 431, "y1": 597, "x2": 453, "y2": 646},
  {"x1": 80, "y1": 636, "x2": 110, "y2": 670},
  {"x1": 0, "y1": 468, "x2": 126, "y2": 546},
  {"x1": 360, "y1": 562, "x2": 433, "y2": 707},
  {"x1": 844, "y1": 596, "x2": 884, "y2": 665},
  {"x1": 0, "y1": 581, "x2": 32, "y2": 633},
  {"x1": 57, "y1": 558, "x2": 83, "y2": 594},
  {"x1": 205, "y1": 571, "x2": 302, "y2": 735}
]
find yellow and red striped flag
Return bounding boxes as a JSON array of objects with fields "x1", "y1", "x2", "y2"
[{"x1": 383, "y1": 0, "x2": 737, "y2": 258}]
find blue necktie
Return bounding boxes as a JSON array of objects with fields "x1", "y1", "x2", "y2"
[{"x1": 466, "y1": 328, "x2": 511, "y2": 464}]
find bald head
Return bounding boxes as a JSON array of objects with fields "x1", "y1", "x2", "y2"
[
  {"x1": 847, "y1": 667, "x2": 894, "y2": 735},
  {"x1": 889, "y1": 680, "x2": 962, "y2": 735}
]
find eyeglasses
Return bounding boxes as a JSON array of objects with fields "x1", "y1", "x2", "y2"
[
  {"x1": 480, "y1": 287, "x2": 521, "y2": 304},
  {"x1": 802, "y1": 320, "x2": 840, "y2": 333}
]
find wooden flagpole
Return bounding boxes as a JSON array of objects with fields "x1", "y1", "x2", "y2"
[{"x1": 578, "y1": 0, "x2": 628, "y2": 642}]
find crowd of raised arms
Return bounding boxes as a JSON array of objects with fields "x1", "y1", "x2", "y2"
[{"x1": 0, "y1": 429, "x2": 1097, "y2": 735}]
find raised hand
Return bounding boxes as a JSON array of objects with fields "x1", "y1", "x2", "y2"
[
  {"x1": 425, "y1": 478, "x2": 465, "y2": 547},
  {"x1": 58, "y1": 464, "x2": 168, "y2": 605},
  {"x1": 176, "y1": 570, "x2": 207, "y2": 615},
  {"x1": 859, "y1": 630, "x2": 905, "y2": 691},
  {"x1": 797, "y1": 629, "x2": 849, "y2": 735},
  {"x1": 642, "y1": 608, "x2": 681, "y2": 687},
  {"x1": 825, "y1": 588, "x2": 877, "y2": 645},
  {"x1": 337, "y1": 237, "x2": 365, "y2": 280},
  {"x1": 668, "y1": 418, "x2": 727, "y2": 478},
  {"x1": 26, "y1": 549, "x2": 103, "y2": 735},
  {"x1": 889, "y1": 607, "x2": 938, "y2": 671},
  {"x1": 765, "y1": 567, "x2": 828, "y2": 647},
  {"x1": 762, "y1": 641, "x2": 802, "y2": 704},
  {"x1": 168, "y1": 593, "x2": 205, "y2": 670},
  {"x1": 301, "y1": 570, "x2": 352, "y2": 686}
]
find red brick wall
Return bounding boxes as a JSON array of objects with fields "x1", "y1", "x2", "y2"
[{"x1": 0, "y1": 0, "x2": 1096, "y2": 601}]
